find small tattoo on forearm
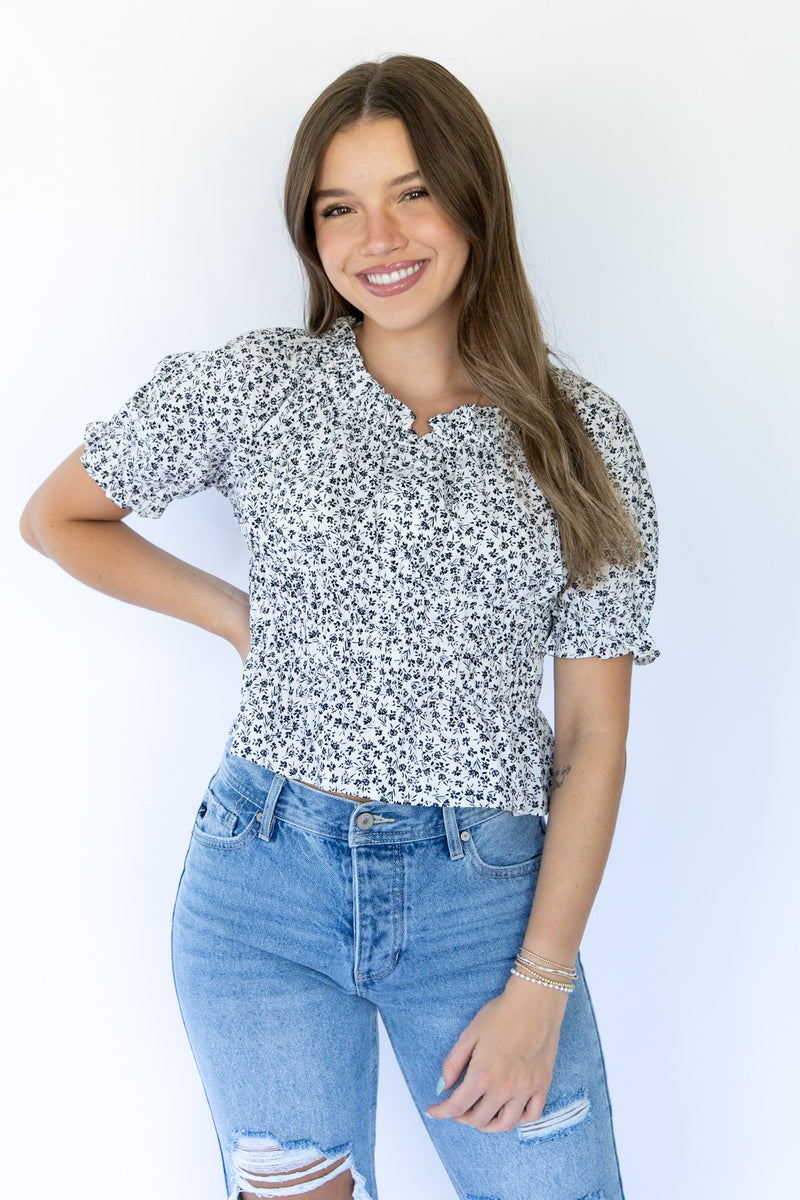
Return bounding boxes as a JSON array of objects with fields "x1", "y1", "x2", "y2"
[{"x1": 551, "y1": 764, "x2": 572, "y2": 792}]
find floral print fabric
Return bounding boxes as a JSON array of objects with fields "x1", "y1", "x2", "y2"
[{"x1": 81, "y1": 317, "x2": 658, "y2": 814}]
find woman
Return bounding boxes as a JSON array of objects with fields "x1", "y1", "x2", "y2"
[{"x1": 20, "y1": 54, "x2": 657, "y2": 1200}]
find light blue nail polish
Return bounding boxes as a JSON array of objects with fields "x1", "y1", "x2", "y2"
[{"x1": 435, "y1": 1075, "x2": 446, "y2": 1096}]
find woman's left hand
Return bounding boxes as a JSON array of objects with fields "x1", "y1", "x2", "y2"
[{"x1": 425, "y1": 975, "x2": 569, "y2": 1133}]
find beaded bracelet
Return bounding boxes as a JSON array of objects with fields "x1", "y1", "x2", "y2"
[
  {"x1": 510, "y1": 947, "x2": 578, "y2": 994},
  {"x1": 517, "y1": 947, "x2": 577, "y2": 981},
  {"x1": 510, "y1": 965, "x2": 574, "y2": 993}
]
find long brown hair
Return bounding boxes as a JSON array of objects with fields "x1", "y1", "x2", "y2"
[{"x1": 284, "y1": 55, "x2": 640, "y2": 585}]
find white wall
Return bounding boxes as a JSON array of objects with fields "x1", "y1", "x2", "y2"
[{"x1": 3, "y1": 1, "x2": 797, "y2": 1196}]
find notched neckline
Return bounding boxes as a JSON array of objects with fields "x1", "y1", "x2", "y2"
[{"x1": 334, "y1": 317, "x2": 501, "y2": 441}]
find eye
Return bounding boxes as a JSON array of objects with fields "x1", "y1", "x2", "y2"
[
  {"x1": 318, "y1": 203, "x2": 353, "y2": 220},
  {"x1": 401, "y1": 187, "x2": 429, "y2": 202}
]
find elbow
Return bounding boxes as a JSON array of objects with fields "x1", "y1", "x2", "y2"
[
  {"x1": 19, "y1": 501, "x2": 44, "y2": 554},
  {"x1": 19, "y1": 494, "x2": 55, "y2": 557},
  {"x1": 557, "y1": 721, "x2": 629, "y2": 756}
]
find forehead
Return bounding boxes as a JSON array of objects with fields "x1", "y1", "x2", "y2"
[{"x1": 314, "y1": 118, "x2": 417, "y2": 189}]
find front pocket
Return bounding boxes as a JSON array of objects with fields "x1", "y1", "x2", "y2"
[
  {"x1": 191, "y1": 772, "x2": 263, "y2": 849},
  {"x1": 461, "y1": 810, "x2": 544, "y2": 878}
]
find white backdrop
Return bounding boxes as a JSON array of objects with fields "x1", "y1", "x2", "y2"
[{"x1": 3, "y1": 2, "x2": 798, "y2": 1197}]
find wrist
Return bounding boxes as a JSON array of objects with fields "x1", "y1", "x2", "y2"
[{"x1": 503, "y1": 971, "x2": 570, "y2": 1012}]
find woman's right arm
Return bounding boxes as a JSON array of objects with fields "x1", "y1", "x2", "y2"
[{"x1": 20, "y1": 446, "x2": 251, "y2": 661}]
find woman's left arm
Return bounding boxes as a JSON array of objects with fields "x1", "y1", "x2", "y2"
[{"x1": 426, "y1": 652, "x2": 632, "y2": 1133}]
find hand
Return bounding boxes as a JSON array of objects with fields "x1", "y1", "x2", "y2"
[{"x1": 425, "y1": 976, "x2": 569, "y2": 1133}]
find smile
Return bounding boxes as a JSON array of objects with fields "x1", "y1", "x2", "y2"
[
  {"x1": 356, "y1": 259, "x2": 429, "y2": 297},
  {"x1": 365, "y1": 263, "x2": 423, "y2": 285}
]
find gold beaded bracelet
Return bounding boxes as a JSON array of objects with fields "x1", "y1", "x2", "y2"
[
  {"x1": 510, "y1": 947, "x2": 578, "y2": 994},
  {"x1": 517, "y1": 947, "x2": 577, "y2": 981}
]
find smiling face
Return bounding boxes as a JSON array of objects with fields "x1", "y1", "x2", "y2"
[{"x1": 311, "y1": 118, "x2": 471, "y2": 340}]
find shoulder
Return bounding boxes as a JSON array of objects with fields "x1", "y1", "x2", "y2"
[
  {"x1": 133, "y1": 321, "x2": 354, "y2": 439},
  {"x1": 212, "y1": 325, "x2": 315, "y2": 385},
  {"x1": 183, "y1": 319, "x2": 356, "y2": 434},
  {"x1": 551, "y1": 363, "x2": 648, "y2": 484},
  {"x1": 192, "y1": 324, "x2": 337, "y2": 431},
  {"x1": 217, "y1": 319, "x2": 353, "y2": 381},
  {"x1": 552, "y1": 364, "x2": 638, "y2": 448}
]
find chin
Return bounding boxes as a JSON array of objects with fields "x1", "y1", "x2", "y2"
[{"x1": 361, "y1": 301, "x2": 459, "y2": 337}]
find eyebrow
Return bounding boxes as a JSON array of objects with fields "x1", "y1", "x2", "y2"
[{"x1": 312, "y1": 170, "x2": 423, "y2": 202}]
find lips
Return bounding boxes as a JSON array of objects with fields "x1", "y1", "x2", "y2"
[{"x1": 355, "y1": 259, "x2": 429, "y2": 297}]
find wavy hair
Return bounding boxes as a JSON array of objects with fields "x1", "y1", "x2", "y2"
[{"x1": 284, "y1": 55, "x2": 641, "y2": 585}]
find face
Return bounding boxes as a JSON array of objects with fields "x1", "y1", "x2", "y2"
[{"x1": 311, "y1": 118, "x2": 471, "y2": 338}]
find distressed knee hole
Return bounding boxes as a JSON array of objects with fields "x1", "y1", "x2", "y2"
[
  {"x1": 231, "y1": 1132, "x2": 371, "y2": 1198},
  {"x1": 516, "y1": 1091, "x2": 591, "y2": 1143}
]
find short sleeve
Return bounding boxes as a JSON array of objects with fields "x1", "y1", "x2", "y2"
[
  {"x1": 80, "y1": 345, "x2": 238, "y2": 518},
  {"x1": 546, "y1": 375, "x2": 659, "y2": 666}
]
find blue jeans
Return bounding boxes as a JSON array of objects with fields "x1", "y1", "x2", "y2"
[{"x1": 171, "y1": 748, "x2": 625, "y2": 1200}]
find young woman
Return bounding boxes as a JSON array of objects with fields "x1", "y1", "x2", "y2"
[{"x1": 20, "y1": 55, "x2": 657, "y2": 1200}]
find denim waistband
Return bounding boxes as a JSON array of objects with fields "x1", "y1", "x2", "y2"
[{"x1": 215, "y1": 748, "x2": 508, "y2": 860}]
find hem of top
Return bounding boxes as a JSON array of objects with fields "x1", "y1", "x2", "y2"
[
  {"x1": 80, "y1": 444, "x2": 157, "y2": 518},
  {"x1": 634, "y1": 646, "x2": 659, "y2": 666},
  {"x1": 223, "y1": 747, "x2": 549, "y2": 817},
  {"x1": 549, "y1": 642, "x2": 659, "y2": 667}
]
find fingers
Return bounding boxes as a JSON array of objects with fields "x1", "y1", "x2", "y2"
[
  {"x1": 427, "y1": 1088, "x2": 543, "y2": 1133},
  {"x1": 426, "y1": 1068, "x2": 549, "y2": 1133},
  {"x1": 427, "y1": 1069, "x2": 487, "y2": 1123},
  {"x1": 481, "y1": 1098, "x2": 531, "y2": 1134},
  {"x1": 481, "y1": 1094, "x2": 546, "y2": 1133},
  {"x1": 461, "y1": 1096, "x2": 526, "y2": 1134},
  {"x1": 439, "y1": 1029, "x2": 477, "y2": 1093},
  {"x1": 520, "y1": 1095, "x2": 547, "y2": 1122},
  {"x1": 426, "y1": 1002, "x2": 555, "y2": 1133}
]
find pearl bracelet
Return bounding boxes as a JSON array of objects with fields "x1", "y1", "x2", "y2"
[
  {"x1": 510, "y1": 966, "x2": 574, "y2": 993},
  {"x1": 510, "y1": 947, "x2": 578, "y2": 994}
]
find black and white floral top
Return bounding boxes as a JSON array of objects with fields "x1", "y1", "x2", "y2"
[{"x1": 81, "y1": 317, "x2": 658, "y2": 815}]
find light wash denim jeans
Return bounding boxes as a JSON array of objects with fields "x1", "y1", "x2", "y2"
[{"x1": 171, "y1": 747, "x2": 625, "y2": 1200}]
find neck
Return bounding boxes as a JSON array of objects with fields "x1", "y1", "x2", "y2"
[{"x1": 355, "y1": 310, "x2": 479, "y2": 407}]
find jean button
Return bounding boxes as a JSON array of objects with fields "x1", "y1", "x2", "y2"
[
  {"x1": 355, "y1": 812, "x2": 375, "y2": 831},
  {"x1": 460, "y1": 830, "x2": 471, "y2": 841}
]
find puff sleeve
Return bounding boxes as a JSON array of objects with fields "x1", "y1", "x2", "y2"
[
  {"x1": 80, "y1": 345, "x2": 240, "y2": 518},
  {"x1": 546, "y1": 376, "x2": 659, "y2": 666}
]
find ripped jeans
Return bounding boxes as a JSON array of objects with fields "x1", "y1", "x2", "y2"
[{"x1": 171, "y1": 747, "x2": 625, "y2": 1200}]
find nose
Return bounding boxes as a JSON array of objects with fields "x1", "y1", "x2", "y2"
[{"x1": 359, "y1": 206, "x2": 407, "y2": 257}]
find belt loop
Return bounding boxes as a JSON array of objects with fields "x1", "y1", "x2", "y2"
[
  {"x1": 257, "y1": 772, "x2": 286, "y2": 841},
  {"x1": 442, "y1": 804, "x2": 465, "y2": 860}
]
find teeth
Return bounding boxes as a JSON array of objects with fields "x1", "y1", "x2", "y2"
[{"x1": 365, "y1": 262, "x2": 423, "y2": 285}]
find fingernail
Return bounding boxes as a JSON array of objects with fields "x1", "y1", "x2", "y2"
[{"x1": 435, "y1": 1076, "x2": 446, "y2": 1096}]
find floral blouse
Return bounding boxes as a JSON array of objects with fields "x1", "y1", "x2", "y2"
[{"x1": 81, "y1": 317, "x2": 658, "y2": 815}]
